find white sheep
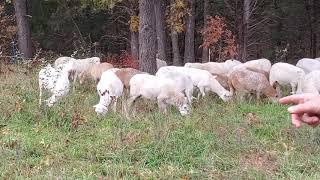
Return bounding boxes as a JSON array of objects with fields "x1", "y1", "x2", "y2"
[
  {"x1": 127, "y1": 74, "x2": 190, "y2": 116},
  {"x1": 156, "y1": 69, "x2": 194, "y2": 104},
  {"x1": 94, "y1": 70, "x2": 124, "y2": 115},
  {"x1": 296, "y1": 70, "x2": 320, "y2": 95},
  {"x1": 158, "y1": 66, "x2": 232, "y2": 101},
  {"x1": 156, "y1": 58, "x2": 167, "y2": 70},
  {"x1": 269, "y1": 62, "x2": 305, "y2": 95},
  {"x1": 38, "y1": 63, "x2": 73, "y2": 107},
  {"x1": 296, "y1": 58, "x2": 320, "y2": 74}
]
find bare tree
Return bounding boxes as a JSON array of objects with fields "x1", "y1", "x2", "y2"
[
  {"x1": 139, "y1": 0, "x2": 157, "y2": 74},
  {"x1": 154, "y1": 0, "x2": 167, "y2": 61},
  {"x1": 13, "y1": 0, "x2": 33, "y2": 59},
  {"x1": 242, "y1": 0, "x2": 251, "y2": 61},
  {"x1": 202, "y1": 0, "x2": 210, "y2": 62},
  {"x1": 184, "y1": 0, "x2": 195, "y2": 63},
  {"x1": 305, "y1": 0, "x2": 319, "y2": 58}
]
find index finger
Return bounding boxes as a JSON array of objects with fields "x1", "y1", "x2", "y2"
[{"x1": 279, "y1": 94, "x2": 314, "y2": 105}]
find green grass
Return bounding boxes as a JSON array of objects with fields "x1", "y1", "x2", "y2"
[{"x1": 1, "y1": 65, "x2": 320, "y2": 179}]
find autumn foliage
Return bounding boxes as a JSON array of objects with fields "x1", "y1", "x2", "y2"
[
  {"x1": 201, "y1": 16, "x2": 238, "y2": 61},
  {"x1": 105, "y1": 51, "x2": 139, "y2": 69}
]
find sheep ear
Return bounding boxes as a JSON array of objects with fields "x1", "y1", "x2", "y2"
[
  {"x1": 93, "y1": 105, "x2": 98, "y2": 108},
  {"x1": 212, "y1": 75, "x2": 217, "y2": 78}
]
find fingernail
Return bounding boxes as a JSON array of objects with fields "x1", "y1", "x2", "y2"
[{"x1": 288, "y1": 107, "x2": 295, "y2": 113}]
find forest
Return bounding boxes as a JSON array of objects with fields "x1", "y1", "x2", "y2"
[{"x1": 1, "y1": 0, "x2": 319, "y2": 69}]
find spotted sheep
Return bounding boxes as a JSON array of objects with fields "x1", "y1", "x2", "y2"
[{"x1": 38, "y1": 63, "x2": 73, "y2": 107}]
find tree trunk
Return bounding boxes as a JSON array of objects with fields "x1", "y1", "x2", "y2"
[
  {"x1": 170, "y1": 0, "x2": 181, "y2": 65},
  {"x1": 130, "y1": 31, "x2": 139, "y2": 61},
  {"x1": 202, "y1": 0, "x2": 209, "y2": 62},
  {"x1": 154, "y1": 0, "x2": 167, "y2": 61},
  {"x1": 184, "y1": 0, "x2": 196, "y2": 64},
  {"x1": 139, "y1": 0, "x2": 157, "y2": 74},
  {"x1": 311, "y1": 0, "x2": 318, "y2": 58},
  {"x1": 242, "y1": 0, "x2": 251, "y2": 62},
  {"x1": 13, "y1": 0, "x2": 33, "y2": 59}
]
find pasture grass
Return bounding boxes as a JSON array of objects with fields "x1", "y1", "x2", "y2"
[{"x1": 1, "y1": 65, "x2": 320, "y2": 179}]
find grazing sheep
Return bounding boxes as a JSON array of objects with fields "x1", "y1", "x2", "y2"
[
  {"x1": 66, "y1": 57, "x2": 101, "y2": 88},
  {"x1": 156, "y1": 58, "x2": 167, "y2": 70},
  {"x1": 156, "y1": 69, "x2": 194, "y2": 104},
  {"x1": 185, "y1": 60, "x2": 241, "y2": 75},
  {"x1": 127, "y1": 74, "x2": 190, "y2": 116},
  {"x1": 78, "y1": 62, "x2": 114, "y2": 84},
  {"x1": 296, "y1": 70, "x2": 320, "y2": 95},
  {"x1": 54, "y1": 56, "x2": 76, "y2": 68},
  {"x1": 114, "y1": 68, "x2": 146, "y2": 111},
  {"x1": 239, "y1": 58, "x2": 272, "y2": 73},
  {"x1": 296, "y1": 58, "x2": 320, "y2": 74},
  {"x1": 94, "y1": 70, "x2": 124, "y2": 115},
  {"x1": 228, "y1": 67, "x2": 278, "y2": 100},
  {"x1": 158, "y1": 66, "x2": 232, "y2": 101},
  {"x1": 38, "y1": 64, "x2": 60, "y2": 107},
  {"x1": 38, "y1": 63, "x2": 73, "y2": 107},
  {"x1": 269, "y1": 62, "x2": 305, "y2": 95}
]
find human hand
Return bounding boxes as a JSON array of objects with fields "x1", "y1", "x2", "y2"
[{"x1": 279, "y1": 94, "x2": 320, "y2": 128}]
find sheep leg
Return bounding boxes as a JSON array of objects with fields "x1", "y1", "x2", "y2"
[
  {"x1": 290, "y1": 82, "x2": 296, "y2": 94},
  {"x1": 72, "y1": 71, "x2": 78, "y2": 92},
  {"x1": 126, "y1": 95, "x2": 138, "y2": 116},
  {"x1": 185, "y1": 89, "x2": 193, "y2": 105},
  {"x1": 112, "y1": 98, "x2": 118, "y2": 112},
  {"x1": 256, "y1": 91, "x2": 261, "y2": 100},
  {"x1": 38, "y1": 86, "x2": 42, "y2": 108},
  {"x1": 199, "y1": 86, "x2": 206, "y2": 98},
  {"x1": 157, "y1": 98, "x2": 167, "y2": 114}
]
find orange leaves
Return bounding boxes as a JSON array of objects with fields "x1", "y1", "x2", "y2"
[
  {"x1": 201, "y1": 16, "x2": 238, "y2": 60},
  {"x1": 201, "y1": 16, "x2": 226, "y2": 48}
]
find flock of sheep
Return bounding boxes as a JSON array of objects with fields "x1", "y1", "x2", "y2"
[{"x1": 38, "y1": 56, "x2": 320, "y2": 116}]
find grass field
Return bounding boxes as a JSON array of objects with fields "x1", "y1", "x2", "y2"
[{"x1": 1, "y1": 65, "x2": 320, "y2": 179}]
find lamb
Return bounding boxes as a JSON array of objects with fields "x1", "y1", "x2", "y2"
[
  {"x1": 156, "y1": 58, "x2": 167, "y2": 70},
  {"x1": 269, "y1": 62, "x2": 305, "y2": 95},
  {"x1": 54, "y1": 56, "x2": 76, "y2": 68},
  {"x1": 78, "y1": 62, "x2": 114, "y2": 84},
  {"x1": 38, "y1": 63, "x2": 73, "y2": 107},
  {"x1": 156, "y1": 69, "x2": 194, "y2": 104},
  {"x1": 228, "y1": 67, "x2": 278, "y2": 100},
  {"x1": 93, "y1": 70, "x2": 124, "y2": 115},
  {"x1": 127, "y1": 74, "x2": 190, "y2": 116},
  {"x1": 296, "y1": 58, "x2": 320, "y2": 73},
  {"x1": 158, "y1": 66, "x2": 232, "y2": 101},
  {"x1": 296, "y1": 70, "x2": 320, "y2": 95}
]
